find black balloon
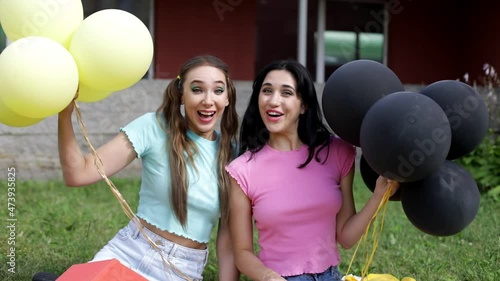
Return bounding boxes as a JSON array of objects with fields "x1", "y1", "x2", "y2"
[
  {"x1": 420, "y1": 80, "x2": 489, "y2": 160},
  {"x1": 360, "y1": 91, "x2": 452, "y2": 183},
  {"x1": 322, "y1": 60, "x2": 404, "y2": 147},
  {"x1": 401, "y1": 161, "x2": 480, "y2": 236},
  {"x1": 360, "y1": 154, "x2": 401, "y2": 201}
]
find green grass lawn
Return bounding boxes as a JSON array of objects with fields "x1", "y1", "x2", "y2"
[{"x1": 0, "y1": 174, "x2": 498, "y2": 281}]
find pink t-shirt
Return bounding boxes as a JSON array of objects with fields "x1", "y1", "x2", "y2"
[{"x1": 226, "y1": 136, "x2": 356, "y2": 276}]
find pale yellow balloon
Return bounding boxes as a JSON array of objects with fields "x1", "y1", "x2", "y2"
[
  {"x1": 0, "y1": 36, "x2": 79, "y2": 118},
  {"x1": 363, "y1": 274, "x2": 400, "y2": 281},
  {"x1": 76, "y1": 83, "x2": 114, "y2": 103},
  {"x1": 0, "y1": 0, "x2": 83, "y2": 48},
  {"x1": 69, "y1": 9, "x2": 154, "y2": 92},
  {"x1": 0, "y1": 99, "x2": 44, "y2": 127}
]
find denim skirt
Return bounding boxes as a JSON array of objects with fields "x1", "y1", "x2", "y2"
[
  {"x1": 91, "y1": 220, "x2": 208, "y2": 281},
  {"x1": 284, "y1": 266, "x2": 342, "y2": 281}
]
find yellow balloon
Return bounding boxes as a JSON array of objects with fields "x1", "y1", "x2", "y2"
[
  {"x1": 69, "y1": 9, "x2": 154, "y2": 92},
  {"x1": 0, "y1": 36, "x2": 79, "y2": 118},
  {"x1": 0, "y1": 99, "x2": 44, "y2": 127},
  {"x1": 364, "y1": 274, "x2": 400, "y2": 281},
  {"x1": 0, "y1": 0, "x2": 83, "y2": 48},
  {"x1": 76, "y1": 83, "x2": 113, "y2": 103}
]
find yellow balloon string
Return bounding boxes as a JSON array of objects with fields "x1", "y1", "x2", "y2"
[
  {"x1": 345, "y1": 182, "x2": 395, "y2": 279},
  {"x1": 73, "y1": 100, "x2": 192, "y2": 281}
]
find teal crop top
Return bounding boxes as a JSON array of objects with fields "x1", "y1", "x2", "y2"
[{"x1": 120, "y1": 112, "x2": 220, "y2": 243}]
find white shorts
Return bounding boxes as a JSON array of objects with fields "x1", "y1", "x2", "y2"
[{"x1": 91, "y1": 220, "x2": 209, "y2": 281}]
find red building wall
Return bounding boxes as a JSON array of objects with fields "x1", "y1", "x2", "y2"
[
  {"x1": 255, "y1": 1, "x2": 298, "y2": 76},
  {"x1": 387, "y1": 0, "x2": 463, "y2": 84},
  {"x1": 461, "y1": 1, "x2": 500, "y2": 81},
  {"x1": 387, "y1": 0, "x2": 500, "y2": 84},
  {"x1": 153, "y1": 0, "x2": 500, "y2": 84},
  {"x1": 154, "y1": 0, "x2": 256, "y2": 80}
]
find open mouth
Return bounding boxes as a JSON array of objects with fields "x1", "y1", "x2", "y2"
[
  {"x1": 267, "y1": 112, "x2": 283, "y2": 117},
  {"x1": 266, "y1": 110, "x2": 284, "y2": 121},
  {"x1": 198, "y1": 111, "x2": 216, "y2": 120}
]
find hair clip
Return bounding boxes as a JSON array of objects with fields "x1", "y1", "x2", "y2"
[{"x1": 176, "y1": 75, "x2": 181, "y2": 80}]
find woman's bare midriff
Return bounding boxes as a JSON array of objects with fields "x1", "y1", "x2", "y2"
[{"x1": 138, "y1": 218, "x2": 207, "y2": 250}]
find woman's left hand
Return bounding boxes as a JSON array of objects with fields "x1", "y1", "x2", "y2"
[{"x1": 373, "y1": 176, "x2": 399, "y2": 199}]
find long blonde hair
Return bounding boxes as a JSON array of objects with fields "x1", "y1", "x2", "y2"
[{"x1": 156, "y1": 55, "x2": 238, "y2": 227}]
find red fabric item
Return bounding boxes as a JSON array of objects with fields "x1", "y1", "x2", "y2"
[{"x1": 57, "y1": 258, "x2": 147, "y2": 281}]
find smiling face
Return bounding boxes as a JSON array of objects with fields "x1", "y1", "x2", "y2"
[
  {"x1": 181, "y1": 65, "x2": 229, "y2": 140},
  {"x1": 258, "y1": 70, "x2": 305, "y2": 138}
]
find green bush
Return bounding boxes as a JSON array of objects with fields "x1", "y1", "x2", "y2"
[
  {"x1": 457, "y1": 129, "x2": 500, "y2": 198},
  {"x1": 457, "y1": 64, "x2": 500, "y2": 199}
]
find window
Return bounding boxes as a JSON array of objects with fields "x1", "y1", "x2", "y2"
[
  {"x1": 323, "y1": 30, "x2": 384, "y2": 66},
  {"x1": 315, "y1": 1, "x2": 386, "y2": 77}
]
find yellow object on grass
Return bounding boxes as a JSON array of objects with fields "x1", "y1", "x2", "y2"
[
  {"x1": 343, "y1": 274, "x2": 416, "y2": 281},
  {"x1": 343, "y1": 184, "x2": 416, "y2": 281},
  {"x1": 363, "y1": 273, "x2": 399, "y2": 281}
]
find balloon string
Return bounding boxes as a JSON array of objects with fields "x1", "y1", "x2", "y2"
[
  {"x1": 345, "y1": 182, "x2": 395, "y2": 279},
  {"x1": 73, "y1": 100, "x2": 192, "y2": 281}
]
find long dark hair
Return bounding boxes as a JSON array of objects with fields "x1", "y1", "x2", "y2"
[
  {"x1": 156, "y1": 55, "x2": 238, "y2": 226},
  {"x1": 239, "y1": 60, "x2": 331, "y2": 167}
]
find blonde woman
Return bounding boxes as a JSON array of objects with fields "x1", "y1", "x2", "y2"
[{"x1": 52, "y1": 55, "x2": 239, "y2": 281}]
